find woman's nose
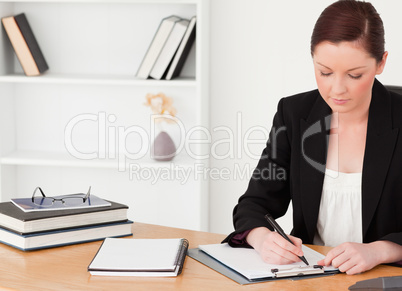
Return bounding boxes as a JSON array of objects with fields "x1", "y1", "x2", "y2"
[{"x1": 331, "y1": 76, "x2": 347, "y2": 96}]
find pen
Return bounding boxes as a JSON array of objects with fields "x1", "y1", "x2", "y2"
[{"x1": 264, "y1": 214, "x2": 309, "y2": 266}]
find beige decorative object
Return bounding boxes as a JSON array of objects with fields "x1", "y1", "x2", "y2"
[
  {"x1": 151, "y1": 130, "x2": 176, "y2": 161},
  {"x1": 144, "y1": 92, "x2": 177, "y2": 161}
]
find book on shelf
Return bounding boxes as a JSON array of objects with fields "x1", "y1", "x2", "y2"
[
  {"x1": 165, "y1": 16, "x2": 196, "y2": 80},
  {"x1": 0, "y1": 220, "x2": 133, "y2": 251},
  {"x1": 0, "y1": 200, "x2": 129, "y2": 234},
  {"x1": 149, "y1": 18, "x2": 190, "y2": 80},
  {"x1": 1, "y1": 13, "x2": 49, "y2": 76},
  {"x1": 136, "y1": 15, "x2": 181, "y2": 79},
  {"x1": 88, "y1": 238, "x2": 189, "y2": 277}
]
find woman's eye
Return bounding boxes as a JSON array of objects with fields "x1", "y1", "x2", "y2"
[
  {"x1": 320, "y1": 72, "x2": 332, "y2": 77},
  {"x1": 349, "y1": 74, "x2": 362, "y2": 80}
]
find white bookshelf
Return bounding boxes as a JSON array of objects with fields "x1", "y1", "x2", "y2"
[
  {"x1": 0, "y1": 73, "x2": 198, "y2": 86},
  {"x1": 0, "y1": 150, "x2": 197, "y2": 169},
  {"x1": 0, "y1": 0, "x2": 209, "y2": 231}
]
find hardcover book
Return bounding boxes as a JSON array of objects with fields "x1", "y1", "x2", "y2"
[
  {"x1": 136, "y1": 15, "x2": 181, "y2": 79},
  {"x1": 149, "y1": 18, "x2": 189, "y2": 80},
  {"x1": 0, "y1": 220, "x2": 133, "y2": 251},
  {"x1": 1, "y1": 13, "x2": 49, "y2": 76},
  {"x1": 165, "y1": 16, "x2": 197, "y2": 80},
  {"x1": 0, "y1": 200, "x2": 128, "y2": 234}
]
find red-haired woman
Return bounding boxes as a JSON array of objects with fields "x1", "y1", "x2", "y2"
[{"x1": 224, "y1": 0, "x2": 402, "y2": 275}]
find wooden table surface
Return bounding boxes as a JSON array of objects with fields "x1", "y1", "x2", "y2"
[{"x1": 0, "y1": 222, "x2": 401, "y2": 290}]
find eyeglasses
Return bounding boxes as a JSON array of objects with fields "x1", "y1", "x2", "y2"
[{"x1": 31, "y1": 186, "x2": 91, "y2": 207}]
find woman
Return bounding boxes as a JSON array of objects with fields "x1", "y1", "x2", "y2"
[{"x1": 223, "y1": 0, "x2": 402, "y2": 275}]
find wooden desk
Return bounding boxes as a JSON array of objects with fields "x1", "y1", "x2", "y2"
[{"x1": 0, "y1": 222, "x2": 401, "y2": 290}]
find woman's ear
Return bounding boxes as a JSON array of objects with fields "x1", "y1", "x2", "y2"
[{"x1": 376, "y1": 51, "x2": 388, "y2": 75}]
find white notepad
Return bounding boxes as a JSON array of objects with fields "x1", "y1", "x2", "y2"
[
  {"x1": 88, "y1": 238, "x2": 188, "y2": 277},
  {"x1": 199, "y1": 243, "x2": 338, "y2": 280}
]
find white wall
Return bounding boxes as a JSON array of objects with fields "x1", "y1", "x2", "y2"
[{"x1": 209, "y1": 0, "x2": 402, "y2": 235}]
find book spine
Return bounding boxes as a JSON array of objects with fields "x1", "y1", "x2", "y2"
[
  {"x1": 150, "y1": 19, "x2": 189, "y2": 80},
  {"x1": 165, "y1": 17, "x2": 196, "y2": 80},
  {"x1": 136, "y1": 15, "x2": 180, "y2": 79},
  {"x1": 14, "y1": 13, "x2": 49, "y2": 73},
  {"x1": 175, "y1": 238, "x2": 189, "y2": 275}
]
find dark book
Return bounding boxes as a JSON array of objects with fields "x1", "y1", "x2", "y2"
[
  {"x1": 0, "y1": 200, "x2": 128, "y2": 234},
  {"x1": 1, "y1": 13, "x2": 48, "y2": 76},
  {"x1": 88, "y1": 238, "x2": 188, "y2": 276},
  {"x1": 149, "y1": 19, "x2": 189, "y2": 80},
  {"x1": 136, "y1": 15, "x2": 181, "y2": 79},
  {"x1": 165, "y1": 16, "x2": 196, "y2": 80},
  {"x1": 14, "y1": 13, "x2": 49, "y2": 74},
  {"x1": 0, "y1": 220, "x2": 133, "y2": 251}
]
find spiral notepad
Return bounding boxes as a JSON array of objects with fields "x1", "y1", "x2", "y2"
[{"x1": 88, "y1": 237, "x2": 189, "y2": 277}]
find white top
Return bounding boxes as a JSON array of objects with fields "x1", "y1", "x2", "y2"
[{"x1": 313, "y1": 168, "x2": 363, "y2": 247}]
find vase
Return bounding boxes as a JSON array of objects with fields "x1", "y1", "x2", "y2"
[{"x1": 151, "y1": 130, "x2": 176, "y2": 161}]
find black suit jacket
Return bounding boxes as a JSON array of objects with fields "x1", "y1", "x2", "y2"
[{"x1": 224, "y1": 79, "x2": 402, "y2": 247}]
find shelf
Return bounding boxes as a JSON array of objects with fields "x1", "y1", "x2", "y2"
[
  {"x1": 0, "y1": 0, "x2": 209, "y2": 231},
  {"x1": 0, "y1": 74, "x2": 197, "y2": 87},
  {"x1": 0, "y1": 0, "x2": 200, "y2": 4},
  {"x1": 0, "y1": 150, "x2": 201, "y2": 169}
]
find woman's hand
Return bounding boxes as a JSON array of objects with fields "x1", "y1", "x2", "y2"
[
  {"x1": 246, "y1": 227, "x2": 304, "y2": 264},
  {"x1": 318, "y1": 241, "x2": 402, "y2": 275}
]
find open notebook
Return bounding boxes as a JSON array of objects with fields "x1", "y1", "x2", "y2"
[{"x1": 188, "y1": 243, "x2": 339, "y2": 284}]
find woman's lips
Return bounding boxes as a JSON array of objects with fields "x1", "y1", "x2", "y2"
[{"x1": 331, "y1": 98, "x2": 349, "y2": 105}]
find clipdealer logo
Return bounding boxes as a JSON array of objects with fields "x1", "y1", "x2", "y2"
[
  {"x1": 64, "y1": 112, "x2": 277, "y2": 167},
  {"x1": 63, "y1": 111, "x2": 332, "y2": 182}
]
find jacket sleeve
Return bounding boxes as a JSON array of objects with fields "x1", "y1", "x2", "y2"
[{"x1": 222, "y1": 98, "x2": 292, "y2": 246}]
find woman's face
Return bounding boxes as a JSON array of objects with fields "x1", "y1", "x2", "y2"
[{"x1": 313, "y1": 41, "x2": 387, "y2": 115}]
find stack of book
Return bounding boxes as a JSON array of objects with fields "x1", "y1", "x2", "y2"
[
  {"x1": 1, "y1": 13, "x2": 49, "y2": 76},
  {"x1": 136, "y1": 15, "x2": 196, "y2": 80},
  {"x1": 0, "y1": 199, "x2": 132, "y2": 251}
]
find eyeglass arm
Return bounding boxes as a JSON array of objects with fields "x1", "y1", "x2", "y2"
[
  {"x1": 83, "y1": 186, "x2": 91, "y2": 202},
  {"x1": 32, "y1": 187, "x2": 46, "y2": 198}
]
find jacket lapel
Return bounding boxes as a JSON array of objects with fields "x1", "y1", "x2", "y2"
[
  {"x1": 362, "y1": 80, "x2": 399, "y2": 240},
  {"x1": 299, "y1": 94, "x2": 332, "y2": 242}
]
